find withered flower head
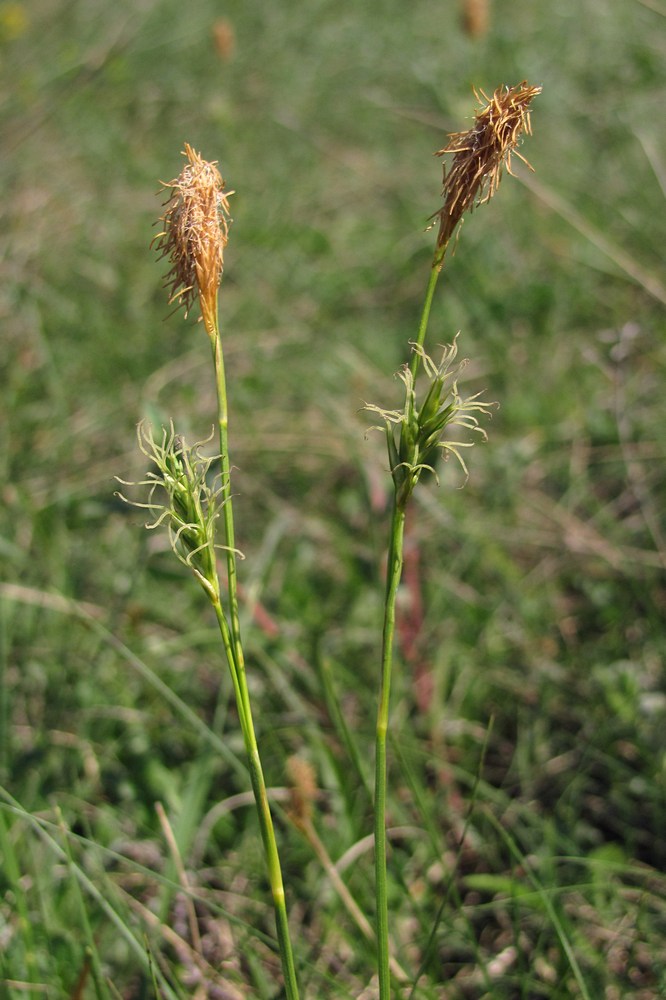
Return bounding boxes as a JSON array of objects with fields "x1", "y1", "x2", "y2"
[
  {"x1": 432, "y1": 81, "x2": 541, "y2": 260},
  {"x1": 153, "y1": 143, "x2": 233, "y2": 337},
  {"x1": 286, "y1": 756, "x2": 318, "y2": 828},
  {"x1": 461, "y1": 0, "x2": 489, "y2": 38}
]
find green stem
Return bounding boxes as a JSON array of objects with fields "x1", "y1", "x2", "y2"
[
  {"x1": 211, "y1": 316, "x2": 243, "y2": 661},
  {"x1": 212, "y1": 602, "x2": 300, "y2": 1000},
  {"x1": 374, "y1": 248, "x2": 442, "y2": 995},
  {"x1": 409, "y1": 255, "x2": 444, "y2": 380},
  {"x1": 247, "y1": 740, "x2": 299, "y2": 997},
  {"x1": 374, "y1": 496, "x2": 406, "y2": 999},
  {"x1": 208, "y1": 300, "x2": 300, "y2": 1000}
]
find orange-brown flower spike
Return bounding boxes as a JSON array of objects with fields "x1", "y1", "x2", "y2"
[
  {"x1": 286, "y1": 756, "x2": 318, "y2": 829},
  {"x1": 461, "y1": 0, "x2": 489, "y2": 38},
  {"x1": 432, "y1": 82, "x2": 541, "y2": 265},
  {"x1": 154, "y1": 143, "x2": 233, "y2": 339}
]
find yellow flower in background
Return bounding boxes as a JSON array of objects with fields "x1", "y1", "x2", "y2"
[{"x1": 0, "y1": 3, "x2": 28, "y2": 42}]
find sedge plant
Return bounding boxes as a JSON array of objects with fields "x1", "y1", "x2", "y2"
[
  {"x1": 118, "y1": 81, "x2": 539, "y2": 996},
  {"x1": 117, "y1": 145, "x2": 300, "y2": 998},
  {"x1": 368, "y1": 82, "x2": 541, "y2": 997}
]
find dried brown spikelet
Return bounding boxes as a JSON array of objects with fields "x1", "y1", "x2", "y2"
[
  {"x1": 212, "y1": 18, "x2": 235, "y2": 60},
  {"x1": 461, "y1": 0, "x2": 489, "y2": 37},
  {"x1": 153, "y1": 143, "x2": 233, "y2": 336},
  {"x1": 286, "y1": 756, "x2": 318, "y2": 827},
  {"x1": 432, "y1": 81, "x2": 541, "y2": 258}
]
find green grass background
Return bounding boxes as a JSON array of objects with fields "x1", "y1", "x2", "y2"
[{"x1": 1, "y1": 0, "x2": 665, "y2": 996}]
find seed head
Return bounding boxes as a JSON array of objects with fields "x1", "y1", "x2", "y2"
[
  {"x1": 461, "y1": 0, "x2": 489, "y2": 38},
  {"x1": 286, "y1": 756, "x2": 319, "y2": 829},
  {"x1": 432, "y1": 82, "x2": 541, "y2": 260},
  {"x1": 153, "y1": 143, "x2": 233, "y2": 337}
]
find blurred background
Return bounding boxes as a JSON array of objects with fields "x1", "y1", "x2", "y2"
[{"x1": 1, "y1": 0, "x2": 665, "y2": 996}]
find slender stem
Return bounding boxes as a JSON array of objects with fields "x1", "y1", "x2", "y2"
[
  {"x1": 374, "y1": 496, "x2": 406, "y2": 999},
  {"x1": 211, "y1": 602, "x2": 300, "y2": 1000},
  {"x1": 245, "y1": 740, "x2": 298, "y2": 995},
  {"x1": 211, "y1": 594, "x2": 243, "y2": 719},
  {"x1": 207, "y1": 300, "x2": 300, "y2": 1000},
  {"x1": 210, "y1": 308, "x2": 243, "y2": 662},
  {"x1": 410, "y1": 256, "x2": 444, "y2": 380},
  {"x1": 374, "y1": 248, "x2": 442, "y2": 995}
]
